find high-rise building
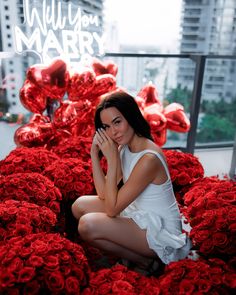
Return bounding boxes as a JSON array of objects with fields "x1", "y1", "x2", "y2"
[
  {"x1": 0, "y1": 0, "x2": 104, "y2": 115},
  {"x1": 178, "y1": 0, "x2": 236, "y2": 102}
]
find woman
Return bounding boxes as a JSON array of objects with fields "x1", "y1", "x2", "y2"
[{"x1": 72, "y1": 90, "x2": 191, "y2": 273}]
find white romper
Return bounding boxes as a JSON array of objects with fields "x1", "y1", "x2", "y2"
[{"x1": 119, "y1": 145, "x2": 192, "y2": 264}]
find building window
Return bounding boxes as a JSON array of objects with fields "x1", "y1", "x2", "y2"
[
  {"x1": 6, "y1": 25, "x2": 10, "y2": 29},
  {"x1": 5, "y1": 15, "x2": 10, "y2": 20},
  {"x1": 4, "y1": 6, "x2": 9, "y2": 10}
]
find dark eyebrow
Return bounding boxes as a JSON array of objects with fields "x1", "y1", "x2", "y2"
[
  {"x1": 111, "y1": 116, "x2": 121, "y2": 123},
  {"x1": 101, "y1": 116, "x2": 121, "y2": 127}
]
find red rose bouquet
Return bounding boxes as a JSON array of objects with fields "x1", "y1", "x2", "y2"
[
  {"x1": 0, "y1": 147, "x2": 59, "y2": 175},
  {"x1": 163, "y1": 150, "x2": 204, "y2": 204},
  {"x1": 51, "y1": 136, "x2": 92, "y2": 163},
  {"x1": 158, "y1": 257, "x2": 235, "y2": 294},
  {"x1": 0, "y1": 233, "x2": 90, "y2": 294},
  {"x1": 0, "y1": 172, "x2": 62, "y2": 215},
  {"x1": 43, "y1": 158, "x2": 94, "y2": 202},
  {"x1": 0, "y1": 200, "x2": 56, "y2": 242},
  {"x1": 183, "y1": 177, "x2": 236, "y2": 209},
  {"x1": 82, "y1": 264, "x2": 160, "y2": 295},
  {"x1": 163, "y1": 150, "x2": 204, "y2": 187},
  {"x1": 190, "y1": 207, "x2": 236, "y2": 257}
]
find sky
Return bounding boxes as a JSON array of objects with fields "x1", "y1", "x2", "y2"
[{"x1": 104, "y1": 0, "x2": 183, "y2": 51}]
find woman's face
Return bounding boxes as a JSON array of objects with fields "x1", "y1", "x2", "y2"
[{"x1": 100, "y1": 107, "x2": 134, "y2": 145}]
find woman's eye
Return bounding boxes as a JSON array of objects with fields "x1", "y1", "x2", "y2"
[{"x1": 114, "y1": 121, "x2": 121, "y2": 125}]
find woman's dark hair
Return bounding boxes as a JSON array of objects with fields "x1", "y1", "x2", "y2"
[{"x1": 94, "y1": 90, "x2": 153, "y2": 141}]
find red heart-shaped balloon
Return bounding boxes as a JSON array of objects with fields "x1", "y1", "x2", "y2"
[
  {"x1": 135, "y1": 96, "x2": 146, "y2": 112},
  {"x1": 20, "y1": 80, "x2": 47, "y2": 114},
  {"x1": 52, "y1": 100, "x2": 78, "y2": 129},
  {"x1": 138, "y1": 83, "x2": 163, "y2": 109},
  {"x1": 143, "y1": 104, "x2": 167, "y2": 132},
  {"x1": 91, "y1": 58, "x2": 118, "y2": 77},
  {"x1": 29, "y1": 113, "x2": 51, "y2": 124},
  {"x1": 164, "y1": 103, "x2": 190, "y2": 132},
  {"x1": 14, "y1": 122, "x2": 53, "y2": 147},
  {"x1": 68, "y1": 68, "x2": 96, "y2": 101},
  {"x1": 88, "y1": 74, "x2": 116, "y2": 101},
  {"x1": 26, "y1": 59, "x2": 69, "y2": 100},
  {"x1": 152, "y1": 129, "x2": 167, "y2": 147}
]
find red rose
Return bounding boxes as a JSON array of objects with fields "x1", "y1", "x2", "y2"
[
  {"x1": 177, "y1": 172, "x2": 191, "y2": 186},
  {"x1": 210, "y1": 267, "x2": 223, "y2": 285},
  {"x1": 60, "y1": 251, "x2": 72, "y2": 264},
  {"x1": 200, "y1": 239, "x2": 214, "y2": 254},
  {"x1": 97, "y1": 282, "x2": 112, "y2": 294},
  {"x1": 90, "y1": 269, "x2": 110, "y2": 287},
  {"x1": 212, "y1": 232, "x2": 229, "y2": 248},
  {"x1": 45, "y1": 271, "x2": 65, "y2": 292},
  {"x1": 112, "y1": 280, "x2": 135, "y2": 294},
  {"x1": 0, "y1": 270, "x2": 16, "y2": 287},
  {"x1": 14, "y1": 224, "x2": 32, "y2": 236},
  {"x1": 179, "y1": 279, "x2": 195, "y2": 294},
  {"x1": 125, "y1": 271, "x2": 140, "y2": 285},
  {"x1": 31, "y1": 240, "x2": 48, "y2": 255},
  {"x1": 18, "y1": 267, "x2": 35, "y2": 283},
  {"x1": 198, "y1": 279, "x2": 211, "y2": 292},
  {"x1": 110, "y1": 270, "x2": 125, "y2": 281},
  {"x1": 44, "y1": 255, "x2": 60, "y2": 270},
  {"x1": 8, "y1": 257, "x2": 23, "y2": 273},
  {"x1": 224, "y1": 273, "x2": 236, "y2": 289},
  {"x1": 27, "y1": 255, "x2": 44, "y2": 268},
  {"x1": 65, "y1": 276, "x2": 80, "y2": 294},
  {"x1": 191, "y1": 229, "x2": 210, "y2": 243}
]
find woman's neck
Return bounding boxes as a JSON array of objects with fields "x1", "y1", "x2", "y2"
[{"x1": 128, "y1": 134, "x2": 148, "y2": 153}]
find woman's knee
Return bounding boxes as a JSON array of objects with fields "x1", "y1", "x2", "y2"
[
  {"x1": 78, "y1": 213, "x2": 101, "y2": 241},
  {"x1": 71, "y1": 196, "x2": 86, "y2": 219}
]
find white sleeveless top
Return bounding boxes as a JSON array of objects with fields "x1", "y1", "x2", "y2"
[{"x1": 119, "y1": 145, "x2": 192, "y2": 264}]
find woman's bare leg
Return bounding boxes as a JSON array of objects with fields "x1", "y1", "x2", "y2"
[
  {"x1": 71, "y1": 195, "x2": 105, "y2": 220},
  {"x1": 78, "y1": 212, "x2": 157, "y2": 266}
]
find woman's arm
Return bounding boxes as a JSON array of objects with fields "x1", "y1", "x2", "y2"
[
  {"x1": 106, "y1": 154, "x2": 159, "y2": 217},
  {"x1": 91, "y1": 132, "x2": 122, "y2": 200},
  {"x1": 90, "y1": 135, "x2": 106, "y2": 199},
  {"x1": 96, "y1": 129, "x2": 159, "y2": 217}
]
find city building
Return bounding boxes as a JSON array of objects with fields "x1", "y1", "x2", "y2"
[
  {"x1": 0, "y1": 0, "x2": 104, "y2": 115},
  {"x1": 177, "y1": 0, "x2": 236, "y2": 102}
]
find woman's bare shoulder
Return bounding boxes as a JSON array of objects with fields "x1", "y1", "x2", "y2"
[{"x1": 145, "y1": 140, "x2": 164, "y2": 156}]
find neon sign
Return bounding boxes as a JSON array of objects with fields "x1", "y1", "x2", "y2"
[{"x1": 13, "y1": 0, "x2": 105, "y2": 65}]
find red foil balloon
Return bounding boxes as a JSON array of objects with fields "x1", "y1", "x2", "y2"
[
  {"x1": 26, "y1": 59, "x2": 69, "y2": 100},
  {"x1": 135, "y1": 96, "x2": 146, "y2": 112},
  {"x1": 45, "y1": 128, "x2": 72, "y2": 150},
  {"x1": 20, "y1": 80, "x2": 47, "y2": 114},
  {"x1": 164, "y1": 103, "x2": 190, "y2": 132},
  {"x1": 143, "y1": 103, "x2": 167, "y2": 132},
  {"x1": 53, "y1": 100, "x2": 78, "y2": 129},
  {"x1": 89, "y1": 74, "x2": 116, "y2": 99},
  {"x1": 14, "y1": 122, "x2": 53, "y2": 147},
  {"x1": 152, "y1": 129, "x2": 167, "y2": 147},
  {"x1": 138, "y1": 83, "x2": 163, "y2": 109},
  {"x1": 29, "y1": 114, "x2": 51, "y2": 124},
  {"x1": 91, "y1": 58, "x2": 118, "y2": 77},
  {"x1": 68, "y1": 68, "x2": 96, "y2": 101}
]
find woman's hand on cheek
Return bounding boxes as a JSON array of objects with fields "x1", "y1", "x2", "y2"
[
  {"x1": 91, "y1": 132, "x2": 100, "y2": 155},
  {"x1": 96, "y1": 129, "x2": 118, "y2": 160}
]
